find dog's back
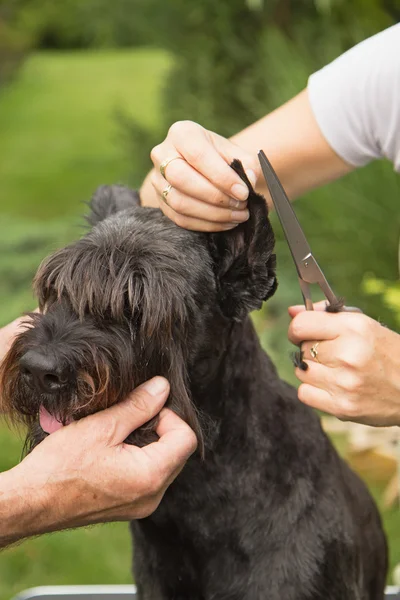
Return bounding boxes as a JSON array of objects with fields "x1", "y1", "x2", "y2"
[{"x1": 128, "y1": 162, "x2": 387, "y2": 599}]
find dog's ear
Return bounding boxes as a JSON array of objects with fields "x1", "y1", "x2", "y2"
[
  {"x1": 208, "y1": 160, "x2": 277, "y2": 321},
  {"x1": 87, "y1": 185, "x2": 141, "y2": 226}
]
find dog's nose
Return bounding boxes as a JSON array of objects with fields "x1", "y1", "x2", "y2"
[{"x1": 20, "y1": 350, "x2": 68, "y2": 393}]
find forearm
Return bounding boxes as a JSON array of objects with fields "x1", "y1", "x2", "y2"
[
  {"x1": 0, "y1": 466, "x2": 51, "y2": 548},
  {"x1": 0, "y1": 463, "x2": 107, "y2": 548},
  {"x1": 231, "y1": 89, "x2": 353, "y2": 201}
]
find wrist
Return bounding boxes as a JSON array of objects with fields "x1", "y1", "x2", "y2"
[
  {"x1": 0, "y1": 459, "x2": 87, "y2": 547},
  {"x1": 0, "y1": 464, "x2": 52, "y2": 547}
]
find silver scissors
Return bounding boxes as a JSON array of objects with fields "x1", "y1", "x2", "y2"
[{"x1": 258, "y1": 150, "x2": 360, "y2": 313}]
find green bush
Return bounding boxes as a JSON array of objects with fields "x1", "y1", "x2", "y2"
[
  {"x1": 125, "y1": 0, "x2": 395, "y2": 160},
  {"x1": 3, "y1": 0, "x2": 165, "y2": 49},
  {"x1": 0, "y1": 5, "x2": 30, "y2": 87},
  {"x1": 121, "y1": 0, "x2": 396, "y2": 185},
  {"x1": 2, "y1": 0, "x2": 398, "y2": 54}
]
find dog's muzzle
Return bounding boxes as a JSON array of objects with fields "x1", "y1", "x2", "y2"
[{"x1": 20, "y1": 350, "x2": 69, "y2": 394}]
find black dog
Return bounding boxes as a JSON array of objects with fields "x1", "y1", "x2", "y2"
[{"x1": 0, "y1": 161, "x2": 387, "y2": 599}]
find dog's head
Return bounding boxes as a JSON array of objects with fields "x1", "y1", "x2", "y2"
[{"x1": 0, "y1": 160, "x2": 276, "y2": 453}]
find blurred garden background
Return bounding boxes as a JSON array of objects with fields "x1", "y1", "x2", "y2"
[{"x1": 1, "y1": 0, "x2": 400, "y2": 597}]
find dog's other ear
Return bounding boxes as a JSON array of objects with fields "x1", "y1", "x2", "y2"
[
  {"x1": 208, "y1": 159, "x2": 277, "y2": 321},
  {"x1": 87, "y1": 185, "x2": 141, "y2": 226}
]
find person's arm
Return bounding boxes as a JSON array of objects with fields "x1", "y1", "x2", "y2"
[
  {"x1": 140, "y1": 90, "x2": 350, "y2": 228},
  {"x1": 0, "y1": 377, "x2": 196, "y2": 549},
  {"x1": 231, "y1": 89, "x2": 353, "y2": 201},
  {"x1": 141, "y1": 24, "x2": 400, "y2": 231}
]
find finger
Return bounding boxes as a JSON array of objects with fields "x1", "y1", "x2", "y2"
[
  {"x1": 153, "y1": 173, "x2": 249, "y2": 225},
  {"x1": 152, "y1": 152, "x2": 248, "y2": 211},
  {"x1": 300, "y1": 340, "x2": 338, "y2": 368},
  {"x1": 142, "y1": 408, "x2": 197, "y2": 480},
  {"x1": 288, "y1": 311, "x2": 341, "y2": 345},
  {"x1": 164, "y1": 122, "x2": 259, "y2": 200},
  {"x1": 294, "y1": 360, "x2": 336, "y2": 389},
  {"x1": 157, "y1": 195, "x2": 239, "y2": 232},
  {"x1": 297, "y1": 383, "x2": 335, "y2": 414},
  {"x1": 91, "y1": 377, "x2": 170, "y2": 443},
  {"x1": 288, "y1": 301, "x2": 328, "y2": 318}
]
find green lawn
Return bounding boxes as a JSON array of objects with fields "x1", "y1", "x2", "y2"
[
  {"x1": 0, "y1": 48, "x2": 171, "y2": 220},
  {"x1": 0, "y1": 48, "x2": 399, "y2": 598}
]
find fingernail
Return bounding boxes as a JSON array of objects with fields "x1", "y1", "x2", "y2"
[
  {"x1": 246, "y1": 169, "x2": 257, "y2": 187},
  {"x1": 142, "y1": 376, "x2": 168, "y2": 396},
  {"x1": 223, "y1": 223, "x2": 238, "y2": 230},
  {"x1": 229, "y1": 198, "x2": 246, "y2": 209},
  {"x1": 231, "y1": 183, "x2": 249, "y2": 201},
  {"x1": 231, "y1": 210, "x2": 250, "y2": 223}
]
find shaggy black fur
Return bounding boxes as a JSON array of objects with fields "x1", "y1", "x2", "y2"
[{"x1": 0, "y1": 161, "x2": 387, "y2": 599}]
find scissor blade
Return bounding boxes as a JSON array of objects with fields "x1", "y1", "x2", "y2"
[{"x1": 258, "y1": 150, "x2": 312, "y2": 271}]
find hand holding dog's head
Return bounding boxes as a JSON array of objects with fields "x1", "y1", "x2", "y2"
[
  {"x1": 0, "y1": 161, "x2": 277, "y2": 453},
  {"x1": 208, "y1": 159, "x2": 277, "y2": 321}
]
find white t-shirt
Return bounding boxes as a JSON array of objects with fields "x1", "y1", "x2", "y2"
[{"x1": 308, "y1": 24, "x2": 400, "y2": 172}]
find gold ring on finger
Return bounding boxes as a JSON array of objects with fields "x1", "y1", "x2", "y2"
[
  {"x1": 310, "y1": 342, "x2": 320, "y2": 363},
  {"x1": 160, "y1": 156, "x2": 182, "y2": 178},
  {"x1": 161, "y1": 183, "x2": 173, "y2": 205}
]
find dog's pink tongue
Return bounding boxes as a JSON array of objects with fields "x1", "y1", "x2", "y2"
[{"x1": 39, "y1": 406, "x2": 65, "y2": 434}]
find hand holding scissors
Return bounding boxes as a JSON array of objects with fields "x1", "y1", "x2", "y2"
[{"x1": 258, "y1": 150, "x2": 400, "y2": 427}]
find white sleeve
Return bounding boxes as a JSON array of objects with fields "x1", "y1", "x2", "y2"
[{"x1": 308, "y1": 24, "x2": 400, "y2": 172}]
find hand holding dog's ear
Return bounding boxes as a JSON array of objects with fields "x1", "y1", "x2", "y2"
[
  {"x1": 144, "y1": 120, "x2": 257, "y2": 231},
  {"x1": 0, "y1": 377, "x2": 197, "y2": 546}
]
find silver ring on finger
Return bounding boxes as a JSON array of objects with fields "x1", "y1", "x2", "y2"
[
  {"x1": 310, "y1": 342, "x2": 320, "y2": 363},
  {"x1": 161, "y1": 183, "x2": 173, "y2": 206}
]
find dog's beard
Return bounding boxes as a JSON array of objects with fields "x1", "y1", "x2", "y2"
[
  {"x1": 0, "y1": 307, "x2": 202, "y2": 456},
  {"x1": 1, "y1": 349, "x2": 159, "y2": 454},
  {"x1": 0, "y1": 319, "x2": 139, "y2": 453}
]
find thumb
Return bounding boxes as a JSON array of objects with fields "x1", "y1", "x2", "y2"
[
  {"x1": 90, "y1": 376, "x2": 170, "y2": 444},
  {"x1": 288, "y1": 301, "x2": 328, "y2": 318}
]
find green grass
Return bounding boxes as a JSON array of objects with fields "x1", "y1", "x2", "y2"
[{"x1": 0, "y1": 48, "x2": 171, "y2": 220}]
